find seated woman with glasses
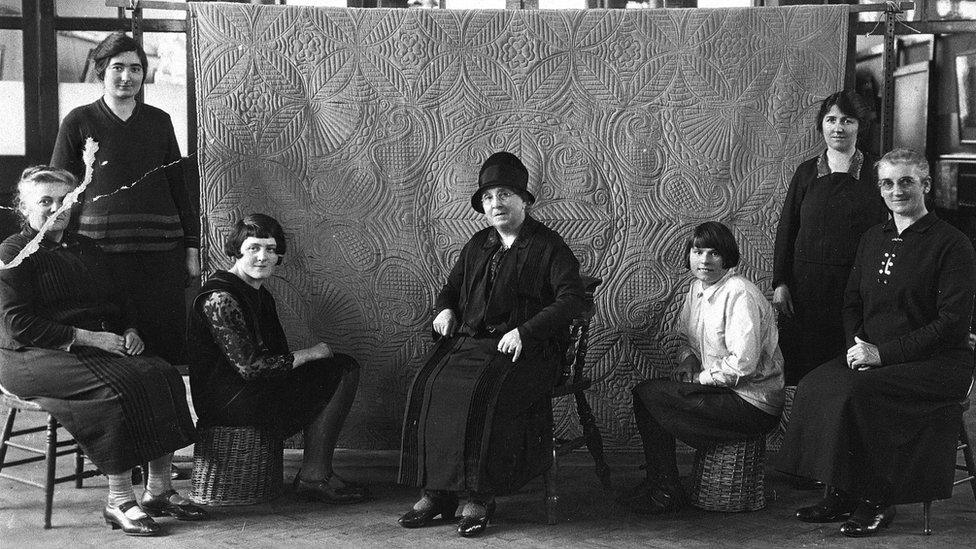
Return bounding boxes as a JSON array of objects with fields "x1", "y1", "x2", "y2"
[
  {"x1": 0, "y1": 166, "x2": 203, "y2": 536},
  {"x1": 188, "y1": 214, "x2": 367, "y2": 504},
  {"x1": 619, "y1": 221, "x2": 784, "y2": 514},
  {"x1": 778, "y1": 149, "x2": 976, "y2": 538}
]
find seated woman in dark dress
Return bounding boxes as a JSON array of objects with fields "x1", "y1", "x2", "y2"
[
  {"x1": 398, "y1": 151, "x2": 585, "y2": 537},
  {"x1": 778, "y1": 149, "x2": 976, "y2": 537},
  {"x1": 0, "y1": 166, "x2": 204, "y2": 536},
  {"x1": 620, "y1": 221, "x2": 784, "y2": 514},
  {"x1": 188, "y1": 213, "x2": 366, "y2": 503}
]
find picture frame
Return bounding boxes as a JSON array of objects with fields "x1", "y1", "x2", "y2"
[{"x1": 955, "y1": 51, "x2": 976, "y2": 144}]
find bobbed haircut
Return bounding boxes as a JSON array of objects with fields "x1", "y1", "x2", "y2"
[
  {"x1": 93, "y1": 32, "x2": 148, "y2": 81},
  {"x1": 815, "y1": 90, "x2": 875, "y2": 134},
  {"x1": 875, "y1": 148, "x2": 931, "y2": 182},
  {"x1": 683, "y1": 221, "x2": 740, "y2": 270},
  {"x1": 14, "y1": 166, "x2": 78, "y2": 224},
  {"x1": 224, "y1": 213, "x2": 287, "y2": 265}
]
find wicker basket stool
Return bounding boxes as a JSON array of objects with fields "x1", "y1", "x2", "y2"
[
  {"x1": 190, "y1": 425, "x2": 283, "y2": 506},
  {"x1": 690, "y1": 437, "x2": 766, "y2": 512}
]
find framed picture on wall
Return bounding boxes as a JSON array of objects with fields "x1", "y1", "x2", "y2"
[{"x1": 955, "y1": 51, "x2": 976, "y2": 144}]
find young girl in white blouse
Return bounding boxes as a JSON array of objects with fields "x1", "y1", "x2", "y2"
[{"x1": 619, "y1": 221, "x2": 785, "y2": 514}]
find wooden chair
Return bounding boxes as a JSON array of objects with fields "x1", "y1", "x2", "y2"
[
  {"x1": 544, "y1": 275, "x2": 611, "y2": 524},
  {"x1": 922, "y1": 378, "x2": 976, "y2": 535},
  {"x1": 0, "y1": 390, "x2": 100, "y2": 528}
]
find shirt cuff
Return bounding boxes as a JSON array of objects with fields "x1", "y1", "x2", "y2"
[{"x1": 698, "y1": 370, "x2": 713, "y2": 385}]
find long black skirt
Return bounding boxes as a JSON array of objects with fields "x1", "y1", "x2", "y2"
[
  {"x1": 778, "y1": 260, "x2": 852, "y2": 385},
  {"x1": 776, "y1": 352, "x2": 972, "y2": 504},
  {"x1": 399, "y1": 336, "x2": 557, "y2": 495},
  {"x1": 0, "y1": 346, "x2": 195, "y2": 475},
  {"x1": 195, "y1": 354, "x2": 352, "y2": 439}
]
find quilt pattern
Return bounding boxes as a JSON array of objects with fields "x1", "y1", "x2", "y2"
[{"x1": 190, "y1": 3, "x2": 849, "y2": 448}]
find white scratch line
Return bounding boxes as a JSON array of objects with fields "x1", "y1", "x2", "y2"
[
  {"x1": 90, "y1": 151, "x2": 196, "y2": 203},
  {"x1": 0, "y1": 138, "x2": 99, "y2": 270}
]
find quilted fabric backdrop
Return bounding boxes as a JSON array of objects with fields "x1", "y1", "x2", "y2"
[{"x1": 189, "y1": 3, "x2": 849, "y2": 449}]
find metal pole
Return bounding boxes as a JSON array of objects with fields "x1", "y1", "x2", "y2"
[{"x1": 880, "y1": 5, "x2": 898, "y2": 154}]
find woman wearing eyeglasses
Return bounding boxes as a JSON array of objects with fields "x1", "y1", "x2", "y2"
[{"x1": 778, "y1": 149, "x2": 976, "y2": 537}]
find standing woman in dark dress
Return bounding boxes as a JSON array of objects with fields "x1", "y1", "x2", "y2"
[
  {"x1": 778, "y1": 149, "x2": 976, "y2": 537},
  {"x1": 0, "y1": 167, "x2": 204, "y2": 536},
  {"x1": 773, "y1": 91, "x2": 888, "y2": 385},
  {"x1": 398, "y1": 151, "x2": 585, "y2": 537},
  {"x1": 51, "y1": 32, "x2": 199, "y2": 363},
  {"x1": 188, "y1": 214, "x2": 367, "y2": 503}
]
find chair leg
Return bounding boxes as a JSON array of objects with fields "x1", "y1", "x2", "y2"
[
  {"x1": 959, "y1": 419, "x2": 976, "y2": 502},
  {"x1": 44, "y1": 414, "x2": 58, "y2": 529},
  {"x1": 545, "y1": 443, "x2": 558, "y2": 525},
  {"x1": 573, "y1": 391, "x2": 611, "y2": 490},
  {"x1": 74, "y1": 445, "x2": 84, "y2": 489},
  {"x1": 923, "y1": 500, "x2": 932, "y2": 535},
  {"x1": 0, "y1": 407, "x2": 16, "y2": 474}
]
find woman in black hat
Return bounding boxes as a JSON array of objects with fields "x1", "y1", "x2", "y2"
[{"x1": 398, "y1": 151, "x2": 585, "y2": 537}]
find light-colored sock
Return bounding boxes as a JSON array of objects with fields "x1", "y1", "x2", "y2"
[
  {"x1": 461, "y1": 501, "x2": 487, "y2": 518},
  {"x1": 107, "y1": 472, "x2": 137, "y2": 509},
  {"x1": 146, "y1": 455, "x2": 176, "y2": 499},
  {"x1": 412, "y1": 494, "x2": 434, "y2": 512}
]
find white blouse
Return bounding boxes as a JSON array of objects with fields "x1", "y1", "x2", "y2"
[{"x1": 677, "y1": 271, "x2": 785, "y2": 416}]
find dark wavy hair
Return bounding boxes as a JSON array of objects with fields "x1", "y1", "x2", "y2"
[
  {"x1": 683, "y1": 221, "x2": 740, "y2": 270},
  {"x1": 224, "y1": 213, "x2": 287, "y2": 265},
  {"x1": 815, "y1": 90, "x2": 876, "y2": 134},
  {"x1": 92, "y1": 32, "x2": 148, "y2": 81}
]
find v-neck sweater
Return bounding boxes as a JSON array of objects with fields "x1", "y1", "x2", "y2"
[{"x1": 51, "y1": 98, "x2": 200, "y2": 253}]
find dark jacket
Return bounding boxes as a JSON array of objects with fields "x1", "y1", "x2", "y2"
[
  {"x1": 0, "y1": 227, "x2": 137, "y2": 351},
  {"x1": 434, "y1": 215, "x2": 585, "y2": 346}
]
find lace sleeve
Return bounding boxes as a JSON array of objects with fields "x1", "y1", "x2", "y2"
[{"x1": 199, "y1": 291, "x2": 295, "y2": 379}]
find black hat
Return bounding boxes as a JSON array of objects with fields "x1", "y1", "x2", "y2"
[{"x1": 470, "y1": 151, "x2": 536, "y2": 214}]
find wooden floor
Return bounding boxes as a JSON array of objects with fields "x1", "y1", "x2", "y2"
[{"x1": 2, "y1": 440, "x2": 975, "y2": 549}]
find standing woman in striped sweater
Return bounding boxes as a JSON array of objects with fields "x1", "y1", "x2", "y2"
[{"x1": 51, "y1": 32, "x2": 199, "y2": 364}]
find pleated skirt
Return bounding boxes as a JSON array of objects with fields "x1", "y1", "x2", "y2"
[
  {"x1": 399, "y1": 336, "x2": 556, "y2": 495},
  {"x1": 0, "y1": 346, "x2": 195, "y2": 475}
]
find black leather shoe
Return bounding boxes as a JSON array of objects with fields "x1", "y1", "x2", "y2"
[
  {"x1": 398, "y1": 495, "x2": 459, "y2": 528},
  {"x1": 103, "y1": 501, "x2": 162, "y2": 536},
  {"x1": 839, "y1": 500, "x2": 896, "y2": 538},
  {"x1": 630, "y1": 484, "x2": 686, "y2": 515},
  {"x1": 457, "y1": 500, "x2": 495, "y2": 538},
  {"x1": 795, "y1": 487, "x2": 856, "y2": 523},
  {"x1": 140, "y1": 489, "x2": 209, "y2": 521},
  {"x1": 293, "y1": 473, "x2": 368, "y2": 504},
  {"x1": 616, "y1": 479, "x2": 652, "y2": 505}
]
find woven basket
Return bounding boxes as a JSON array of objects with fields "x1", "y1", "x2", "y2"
[
  {"x1": 690, "y1": 437, "x2": 766, "y2": 512},
  {"x1": 190, "y1": 425, "x2": 283, "y2": 506}
]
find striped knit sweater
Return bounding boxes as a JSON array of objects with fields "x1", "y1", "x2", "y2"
[{"x1": 51, "y1": 98, "x2": 200, "y2": 253}]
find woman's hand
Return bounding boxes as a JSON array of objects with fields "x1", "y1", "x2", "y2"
[
  {"x1": 432, "y1": 309, "x2": 457, "y2": 337},
  {"x1": 123, "y1": 329, "x2": 145, "y2": 356},
  {"x1": 847, "y1": 336, "x2": 881, "y2": 370},
  {"x1": 292, "y1": 342, "x2": 334, "y2": 368},
  {"x1": 773, "y1": 284, "x2": 794, "y2": 318},
  {"x1": 497, "y1": 328, "x2": 523, "y2": 362},
  {"x1": 74, "y1": 329, "x2": 127, "y2": 356},
  {"x1": 671, "y1": 355, "x2": 701, "y2": 383}
]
